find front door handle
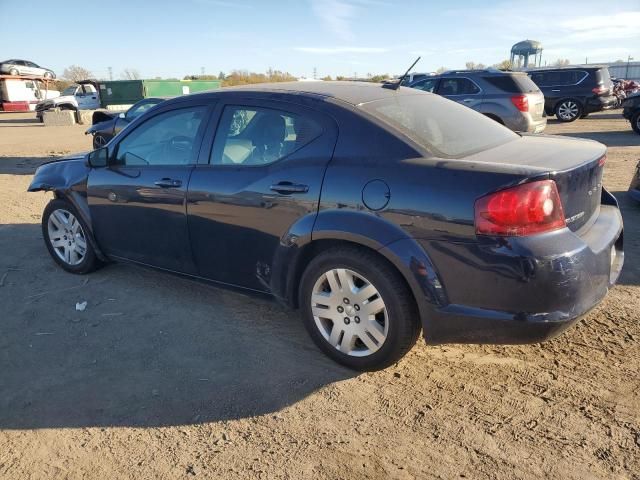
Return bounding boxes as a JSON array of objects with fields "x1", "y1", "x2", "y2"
[
  {"x1": 462, "y1": 98, "x2": 474, "y2": 103},
  {"x1": 154, "y1": 178, "x2": 182, "y2": 188},
  {"x1": 270, "y1": 182, "x2": 309, "y2": 194}
]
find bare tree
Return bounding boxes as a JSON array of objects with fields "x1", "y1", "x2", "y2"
[
  {"x1": 121, "y1": 68, "x2": 141, "y2": 80},
  {"x1": 435, "y1": 66, "x2": 449, "y2": 74},
  {"x1": 492, "y1": 59, "x2": 513, "y2": 71},
  {"x1": 554, "y1": 59, "x2": 571, "y2": 67},
  {"x1": 62, "y1": 65, "x2": 93, "y2": 82}
]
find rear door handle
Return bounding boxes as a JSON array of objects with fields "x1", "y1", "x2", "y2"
[
  {"x1": 551, "y1": 89, "x2": 560, "y2": 92},
  {"x1": 154, "y1": 178, "x2": 182, "y2": 188},
  {"x1": 270, "y1": 182, "x2": 309, "y2": 194},
  {"x1": 462, "y1": 98, "x2": 474, "y2": 103}
]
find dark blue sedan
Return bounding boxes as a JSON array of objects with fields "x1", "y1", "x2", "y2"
[{"x1": 28, "y1": 82, "x2": 624, "y2": 370}]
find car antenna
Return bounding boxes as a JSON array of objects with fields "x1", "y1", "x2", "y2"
[{"x1": 383, "y1": 57, "x2": 421, "y2": 90}]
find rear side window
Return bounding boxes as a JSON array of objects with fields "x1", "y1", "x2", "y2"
[
  {"x1": 529, "y1": 70, "x2": 587, "y2": 86},
  {"x1": 360, "y1": 93, "x2": 518, "y2": 158},
  {"x1": 210, "y1": 105, "x2": 322, "y2": 166},
  {"x1": 483, "y1": 75, "x2": 539, "y2": 93},
  {"x1": 595, "y1": 68, "x2": 612, "y2": 86},
  {"x1": 438, "y1": 78, "x2": 480, "y2": 95}
]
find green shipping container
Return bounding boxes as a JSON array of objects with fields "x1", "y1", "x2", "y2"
[{"x1": 98, "y1": 79, "x2": 221, "y2": 108}]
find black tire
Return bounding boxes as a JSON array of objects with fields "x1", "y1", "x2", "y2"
[
  {"x1": 632, "y1": 111, "x2": 640, "y2": 135},
  {"x1": 580, "y1": 112, "x2": 590, "y2": 118},
  {"x1": 299, "y1": 246, "x2": 420, "y2": 371},
  {"x1": 42, "y1": 199, "x2": 101, "y2": 274},
  {"x1": 554, "y1": 99, "x2": 583, "y2": 122},
  {"x1": 93, "y1": 134, "x2": 108, "y2": 149},
  {"x1": 483, "y1": 113, "x2": 504, "y2": 125},
  {"x1": 9, "y1": 68, "x2": 18, "y2": 76},
  {"x1": 43, "y1": 71, "x2": 53, "y2": 79}
]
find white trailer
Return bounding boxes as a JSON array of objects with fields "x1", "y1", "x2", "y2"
[{"x1": 0, "y1": 76, "x2": 59, "y2": 111}]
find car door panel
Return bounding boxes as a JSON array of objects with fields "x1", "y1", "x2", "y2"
[
  {"x1": 187, "y1": 99, "x2": 338, "y2": 292},
  {"x1": 87, "y1": 102, "x2": 212, "y2": 273}
]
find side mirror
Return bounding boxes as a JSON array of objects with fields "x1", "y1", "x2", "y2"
[{"x1": 87, "y1": 147, "x2": 108, "y2": 168}]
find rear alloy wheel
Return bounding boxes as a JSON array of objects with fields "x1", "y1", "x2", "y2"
[
  {"x1": 9, "y1": 68, "x2": 18, "y2": 76},
  {"x1": 93, "y1": 134, "x2": 108, "y2": 149},
  {"x1": 555, "y1": 100, "x2": 582, "y2": 122},
  {"x1": 300, "y1": 247, "x2": 420, "y2": 370},
  {"x1": 632, "y1": 111, "x2": 640, "y2": 135},
  {"x1": 43, "y1": 71, "x2": 53, "y2": 79},
  {"x1": 42, "y1": 199, "x2": 100, "y2": 274}
]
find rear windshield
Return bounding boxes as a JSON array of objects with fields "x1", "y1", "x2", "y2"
[
  {"x1": 483, "y1": 75, "x2": 539, "y2": 93},
  {"x1": 359, "y1": 93, "x2": 518, "y2": 158},
  {"x1": 595, "y1": 67, "x2": 612, "y2": 86}
]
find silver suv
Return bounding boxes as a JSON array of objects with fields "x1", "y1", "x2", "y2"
[{"x1": 408, "y1": 70, "x2": 546, "y2": 133}]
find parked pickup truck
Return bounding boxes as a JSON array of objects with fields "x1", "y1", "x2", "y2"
[{"x1": 35, "y1": 80, "x2": 99, "y2": 119}]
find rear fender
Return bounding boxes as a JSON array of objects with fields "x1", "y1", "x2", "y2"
[{"x1": 271, "y1": 209, "x2": 446, "y2": 324}]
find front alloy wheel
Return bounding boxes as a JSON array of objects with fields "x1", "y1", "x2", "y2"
[
  {"x1": 42, "y1": 199, "x2": 101, "y2": 274},
  {"x1": 93, "y1": 134, "x2": 108, "y2": 149},
  {"x1": 555, "y1": 100, "x2": 582, "y2": 122},
  {"x1": 47, "y1": 208, "x2": 87, "y2": 266}
]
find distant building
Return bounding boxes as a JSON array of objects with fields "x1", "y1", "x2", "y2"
[{"x1": 604, "y1": 61, "x2": 640, "y2": 81}]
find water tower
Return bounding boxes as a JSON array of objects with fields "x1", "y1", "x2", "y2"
[{"x1": 510, "y1": 40, "x2": 543, "y2": 68}]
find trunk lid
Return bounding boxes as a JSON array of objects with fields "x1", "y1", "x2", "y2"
[{"x1": 464, "y1": 135, "x2": 606, "y2": 232}]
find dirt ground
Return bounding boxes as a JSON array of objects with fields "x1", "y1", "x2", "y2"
[{"x1": 0, "y1": 110, "x2": 639, "y2": 480}]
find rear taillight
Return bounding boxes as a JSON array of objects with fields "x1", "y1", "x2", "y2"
[
  {"x1": 510, "y1": 94, "x2": 529, "y2": 112},
  {"x1": 592, "y1": 85, "x2": 608, "y2": 95},
  {"x1": 598, "y1": 155, "x2": 607, "y2": 167},
  {"x1": 475, "y1": 180, "x2": 566, "y2": 236}
]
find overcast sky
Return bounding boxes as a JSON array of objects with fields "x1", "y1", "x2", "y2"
[{"x1": 1, "y1": 0, "x2": 638, "y2": 79}]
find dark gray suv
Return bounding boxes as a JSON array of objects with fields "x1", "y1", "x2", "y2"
[{"x1": 408, "y1": 70, "x2": 547, "y2": 133}]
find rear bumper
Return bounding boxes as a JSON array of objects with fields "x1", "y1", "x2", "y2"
[
  {"x1": 503, "y1": 113, "x2": 547, "y2": 134},
  {"x1": 585, "y1": 95, "x2": 617, "y2": 113},
  {"x1": 418, "y1": 192, "x2": 623, "y2": 344}
]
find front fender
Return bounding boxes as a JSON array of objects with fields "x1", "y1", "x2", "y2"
[{"x1": 28, "y1": 158, "x2": 107, "y2": 261}]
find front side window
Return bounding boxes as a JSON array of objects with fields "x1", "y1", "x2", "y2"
[
  {"x1": 127, "y1": 101, "x2": 160, "y2": 120},
  {"x1": 412, "y1": 78, "x2": 438, "y2": 92},
  {"x1": 115, "y1": 106, "x2": 206, "y2": 166},
  {"x1": 438, "y1": 78, "x2": 480, "y2": 95},
  {"x1": 210, "y1": 105, "x2": 322, "y2": 166}
]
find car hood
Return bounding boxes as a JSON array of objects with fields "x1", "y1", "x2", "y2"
[
  {"x1": 37, "y1": 95, "x2": 75, "y2": 107},
  {"x1": 27, "y1": 154, "x2": 90, "y2": 193}
]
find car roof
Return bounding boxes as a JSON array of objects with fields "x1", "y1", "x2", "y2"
[
  {"x1": 190, "y1": 81, "x2": 420, "y2": 106},
  {"x1": 527, "y1": 66, "x2": 605, "y2": 72}
]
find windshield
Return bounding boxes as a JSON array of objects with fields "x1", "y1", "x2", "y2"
[
  {"x1": 61, "y1": 86, "x2": 77, "y2": 96},
  {"x1": 359, "y1": 93, "x2": 518, "y2": 158}
]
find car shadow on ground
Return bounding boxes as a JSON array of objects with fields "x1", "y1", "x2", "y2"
[
  {"x1": 612, "y1": 190, "x2": 640, "y2": 286},
  {"x1": 0, "y1": 224, "x2": 355, "y2": 429},
  {"x1": 0, "y1": 115, "x2": 40, "y2": 125},
  {"x1": 0, "y1": 156, "x2": 56, "y2": 175}
]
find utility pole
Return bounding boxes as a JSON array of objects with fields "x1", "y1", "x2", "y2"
[
  {"x1": 108, "y1": 66, "x2": 113, "y2": 80},
  {"x1": 626, "y1": 55, "x2": 634, "y2": 78},
  {"x1": 201, "y1": 66, "x2": 205, "y2": 76}
]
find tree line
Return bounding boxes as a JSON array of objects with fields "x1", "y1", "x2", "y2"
[{"x1": 45, "y1": 58, "x2": 579, "y2": 93}]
